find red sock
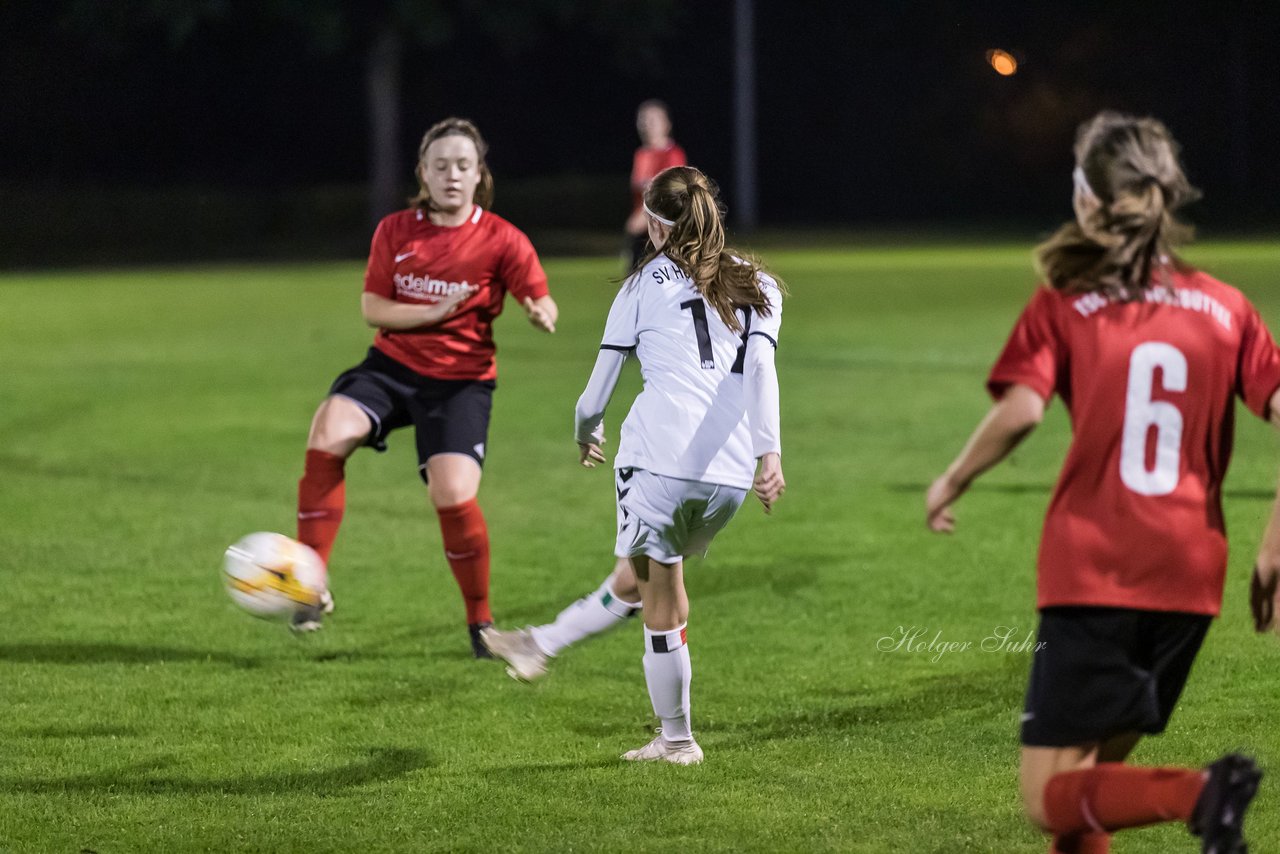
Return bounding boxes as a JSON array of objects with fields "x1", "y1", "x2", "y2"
[
  {"x1": 1050, "y1": 832, "x2": 1110, "y2": 853},
  {"x1": 1043, "y1": 764, "x2": 1205, "y2": 835},
  {"x1": 297, "y1": 449, "x2": 345, "y2": 567},
  {"x1": 436, "y1": 499, "x2": 491, "y2": 624}
]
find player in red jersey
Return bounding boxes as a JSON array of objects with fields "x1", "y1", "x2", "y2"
[
  {"x1": 294, "y1": 117, "x2": 558, "y2": 655},
  {"x1": 927, "y1": 112, "x2": 1277, "y2": 853},
  {"x1": 624, "y1": 100, "x2": 687, "y2": 270}
]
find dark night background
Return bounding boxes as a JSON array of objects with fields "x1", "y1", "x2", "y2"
[{"x1": 2, "y1": 0, "x2": 1277, "y2": 265}]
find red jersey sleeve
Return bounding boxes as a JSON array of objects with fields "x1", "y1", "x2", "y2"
[
  {"x1": 498, "y1": 227, "x2": 549, "y2": 303},
  {"x1": 363, "y1": 216, "x2": 397, "y2": 298},
  {"x1": 987, "y1": 287, "x2": 1063, "y2": 402},
  {"x1": 1237, "y1": 301, "x2": 1280, "y2": 418}
]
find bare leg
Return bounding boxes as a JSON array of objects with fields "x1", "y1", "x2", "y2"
[
  {"x1": 1025, "y1": 732, "x2": 1212, "y2": 849},
  {"x1": 632, "y1": 555, "x2": 687, "y2": 630},
  {"x1": 1021, "y1": 731, "x2": 1143, "y2": 827},
  {"x1": 608, "y1": 557, "x2": 640, "y2": 602},
  {"x1": 306, "y1": 395, "x2": 372, "y2": 458},
  {"x1": 1021, "y1": 743, "x2": 1105, "y2": 830}
]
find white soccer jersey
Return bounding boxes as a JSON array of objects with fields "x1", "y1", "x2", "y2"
[{"x1": 591, "y1": 254, "x2": 782, "y2": 490}]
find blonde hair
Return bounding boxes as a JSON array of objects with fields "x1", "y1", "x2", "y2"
[
  {"x1": 408, "y1": 117, "x2": 495, "y2": 211},
  {"x1": 639, "y1": 166, "x2": 783, "y2": 332},
  {"x1": 1036, "y1": 111, "x2": 1199, "y2": 299}
]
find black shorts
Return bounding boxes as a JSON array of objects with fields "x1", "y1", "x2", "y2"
[
  {"x1": 328, "y1": 347, "x2": 494, "y2": 481},
  {"x1": 1020, "y1": 606, "x2": 1211, "y2": 747}
]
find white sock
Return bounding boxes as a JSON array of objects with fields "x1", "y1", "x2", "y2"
[
  {"x1": 530, "y1": 577, "x2": 641, "y2": 657},
  {"x1": 642, "y1": 623, "x2": 692, "y2": 743}
]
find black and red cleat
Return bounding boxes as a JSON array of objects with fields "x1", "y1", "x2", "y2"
[
  {"x1": 1190, "y1": 753, "x2": 1262, "y2": 854},
  {"x1": 469, "y1": 621, "x2": 493, "y2": 659}
]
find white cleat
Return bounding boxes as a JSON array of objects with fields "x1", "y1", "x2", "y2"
[
  {"x1": 621, "y1": 730, "x2": 704, "y2": 765},
  {"x1": 480, "y1": 626, "x2": 549, "y2": 682},
  {"x1": 290, "y1": 589, "x2": 335, "y2": 634}
]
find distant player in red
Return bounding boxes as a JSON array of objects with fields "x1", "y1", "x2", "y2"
[
  {"x1": 927, "y1": 112, "x2": 1278, "y2": 853},
  {"x1": 624, "y1": 100, "x2": 686, "y2": 269},
  {"x1": 295, "y1": 117, "x2": 558, "y2": 655}
]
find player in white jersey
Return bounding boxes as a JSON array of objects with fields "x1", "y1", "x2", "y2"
[{"x1": 484, "y1": 166, "x2": 785, "y2": 764}]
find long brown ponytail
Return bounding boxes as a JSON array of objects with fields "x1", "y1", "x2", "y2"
[
  {"x1": 1036, "y1": 111, "x2": 1199, "y2": 299},
  {"x1": 639, "y1": 166, "x2": 783, "y2": 332}
]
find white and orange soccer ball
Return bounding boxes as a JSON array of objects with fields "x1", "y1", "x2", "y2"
[{"x1": 223, "y1": 532, "x2": 327, "y2": 621}]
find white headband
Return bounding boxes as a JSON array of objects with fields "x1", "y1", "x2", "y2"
[
  {"x1": 1073, "y1": 166, "x2": 1098, "y2": 200},
  {"x1": 643, "y1": 201, "x2": 676, "y2": 227}
]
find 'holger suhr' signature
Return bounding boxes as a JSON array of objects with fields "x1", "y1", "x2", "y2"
[{"x1": 876, "y1": 626, "x2": 1046, "y2": 663}]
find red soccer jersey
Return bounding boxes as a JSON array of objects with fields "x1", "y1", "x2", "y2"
[
  {"x1": 630, "y1": 143, "x2": 688, "y2": 213},
  {"x1": 363, "y1": 205, "x2": 549, "y2": 381},
  {"x1": 988, "y1": 269, "x2": 1280, "y2": 616}
]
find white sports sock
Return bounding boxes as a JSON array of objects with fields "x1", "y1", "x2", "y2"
[
  {"x1": 530, "y1": 577, "x2": 641, "y2": 657},
  {"x1": 642, "y1": 623, "x2": 692, "y2": 743}
]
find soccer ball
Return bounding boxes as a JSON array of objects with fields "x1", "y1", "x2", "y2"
[{"x1": 223, "y1": 532, "x2": 327, "y2": 620}]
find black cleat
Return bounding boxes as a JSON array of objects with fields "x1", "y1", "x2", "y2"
[
  {"x1": 1190, "y1": 753, "x2": 1262, "y2": 854},
  {"x1": 290, "y1": 589, "x2": 335, "y2": 634},
  {"x1": 469, "y1": 621, "x2": 493, "y2": 658}
]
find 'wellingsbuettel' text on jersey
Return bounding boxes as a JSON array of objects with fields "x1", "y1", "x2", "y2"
[{"x1": 988, "y1": 269, "x2": 1280, "y2": 616}]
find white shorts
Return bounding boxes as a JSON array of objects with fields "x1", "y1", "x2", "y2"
[{"x1": 613, "y1": 467, "x2": 748, "y2": 564}]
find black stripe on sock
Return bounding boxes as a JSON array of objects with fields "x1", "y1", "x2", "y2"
[{"x1": 651, "y1": 634, "x2": 669, "y2": 653}]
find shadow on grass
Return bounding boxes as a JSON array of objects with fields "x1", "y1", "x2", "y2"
[
  {"x1": 694, "y1": 559, "x2": 824, "y2": 600},
  {"x1": 1, "y1": 747, "x2": 432, "y2": 795},
  {"x1": 709, "y1": 665, "x2": 1021, "y2": 746},
  {"x1": 16, "y1": 724, "x2": 143, "y2": 739},
  {"x1": 0, "y1": 643, "x2": 260, "y2": 669},
  {"x1": 482, "y1": 757, "x2": 628, "y2": 776},
  {"x1": 887, "y1": 481, "x2": 1052, "y2": 496}
]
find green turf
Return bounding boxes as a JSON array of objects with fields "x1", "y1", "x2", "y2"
[{"x1": 2, "y1": 243, "x2": 1279, "y2": 852}]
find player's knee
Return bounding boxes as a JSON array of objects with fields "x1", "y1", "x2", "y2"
[
  {"x1": 1019, "y1": 780, "x2": 1051, "y2": 831},
  {"x1": 610, "y1": 560, "x2": 641, "y2": 602},
  {"x1": 424, "y1": 455, "x2": 482, "y2": 507},
  {"x1": 612, "y1": 579, "x2": 641, "y2": 602},
  {"x1": 427, "y1": 480, "x2": 477, "y2": 508},
  {"x1": 308, "y1": 397, "x2": 371, "y2": 456}
]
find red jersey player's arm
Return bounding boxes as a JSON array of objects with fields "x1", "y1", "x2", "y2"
[
  {"x1": 522, "y1": 295, "x2": 558, "y2": 333},
  {"x1": 359, "y1": 289, "x2": 475, "y2": 331},
  {"x1": 925, "y1": 384, "x2": 1045, "y2": 533},
  {"x1": 1249, "y1": 386, "x2": 1280, "y2": 632},
  {"x1": 499, "y1": 228, "x2": 557, "y2": 333}
]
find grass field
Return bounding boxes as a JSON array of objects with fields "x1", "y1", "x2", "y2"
[{"x1": 3, "y1": 242, "x2": 1280, "y2": 853}]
